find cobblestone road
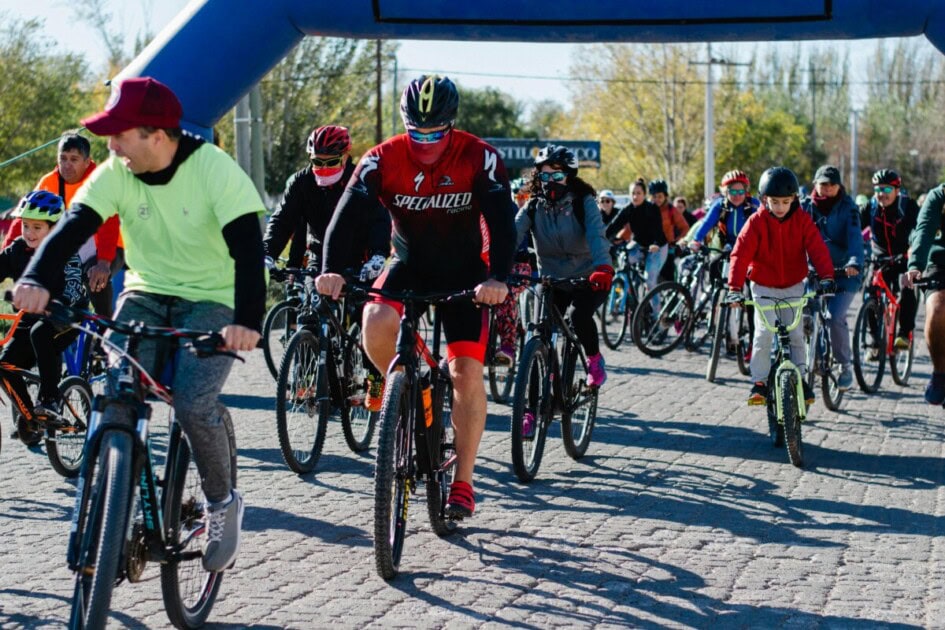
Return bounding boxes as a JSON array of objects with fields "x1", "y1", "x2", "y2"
[{"x1": 1, "y1": 311, "x2": 943, "y2": 629}]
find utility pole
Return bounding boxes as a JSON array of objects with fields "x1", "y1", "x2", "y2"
[
  {"x1": 850, "y1": 109, "x2": 860, "y2": 196},
  {"x1": 804, "y1": 61, "x2": 826, "y2": 162},
  {"x1": 234, "y1": 96, "x2": 251, "y2": 176},
  {"x1": 249, "y1": 85, "x2": 265, "y2": 199},
  {"x1": 690, "y1": 44, "x2": 749, "y2": 203},
  {"x1": 390, "y1": 55, "x2": 399, "y2": 137},
  {"x1": 375, "y1": 40, "x2": 383, "y2": 144}
]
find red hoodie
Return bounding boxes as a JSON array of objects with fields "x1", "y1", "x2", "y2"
[{"x1": 728, "y1": 204, "x2": 834, "y2": 290}]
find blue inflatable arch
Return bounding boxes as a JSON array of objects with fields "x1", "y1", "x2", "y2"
[{"x1": 120, "y1": 0, "x2": 945, "y2": 137}]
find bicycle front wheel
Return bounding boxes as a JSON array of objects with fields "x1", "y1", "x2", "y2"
[
  {"x1": 852, "y1": 298, "x2": 885, "y2": 393},
  {"x1": 705, "y1": 297, "x2": 726, "y2": 383},
  {"x1": 426, "y1": 374, "x2": 458, "y2": 537},
  {"x1": 341, "y1": 323, "x2": 378, "y2": 452},
  {"x1": 263, "y1": 299, "x2": 299, "y2": 380},
  {"x1": 161, "y1": 409, "x2": 237, "y2": 629},
  {"x1": 600, "y1": 275, "x2": 630, "y2": 350},
  {"x1": 631, "y1": 281, "x2": 693, "y2": 357},
  {"x1": 510, "y1": 338, "x2": 551, "y2": 482},
  {"x1": 778, "y1": 371, "x2": 804, "y2": 468},
  {"x1": 46, "y1": 376, "x2": 92, "y2": 478},
  {"x1": 821, "y1": 334, "x2": 844, "y2": 412},
  {"x1": 736, "y1": 306, "x2": 752, "y2": 376},
  {"x1": 890, "y1": 330, "x2": 915, "y2": 386},
  {"x1": 487, "y1": 317, "x2": 518, "y2": 405},
  {"x1": 70, "y1": 429, "x2": 133, "y2": 630},
  {"x1": 560, "y1": 345, "x2": 598, "y2": 460},
  {"x1": 275, "y1": 330, "x2": 328, "y2": 474},
  {"x1": 373, "y1": 371, "x2": 411, "y2": 580}
]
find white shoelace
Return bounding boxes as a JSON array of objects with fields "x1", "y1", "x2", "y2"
[{"x1": 206, "y1": 504, "x2": 228, "y2": 542}]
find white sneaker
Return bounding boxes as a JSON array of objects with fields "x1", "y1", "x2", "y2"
[{"x1": 202, "y1": 489, "x2": 244, "y2": 572}]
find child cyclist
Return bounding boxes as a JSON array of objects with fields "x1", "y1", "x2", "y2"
[
  {"x1": 725, "y1": 167, "x2": 835, "y2": 406},
  {"x1": 0, "y1": 191, "x2": 88, "y2": 436}
]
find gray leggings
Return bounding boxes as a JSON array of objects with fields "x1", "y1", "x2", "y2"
[{"x1": 106, "y1": 291, "x2": 236, "y2": 502}]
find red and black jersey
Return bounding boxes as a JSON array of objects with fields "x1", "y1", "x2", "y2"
[{"x1": 323, "y1": 130, "x2": 517, "y2": 290}]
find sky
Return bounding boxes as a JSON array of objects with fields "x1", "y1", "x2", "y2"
[{"x1": 1, "y1": 0, "x2": 940, "y2": 113}]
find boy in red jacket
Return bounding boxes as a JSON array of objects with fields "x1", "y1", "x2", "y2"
[{"x1": 727, "y1": 167, "x2": 835, "y2": 405}]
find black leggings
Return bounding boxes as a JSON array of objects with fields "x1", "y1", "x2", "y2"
[
  {"x1": 552, "y1": 286, "x2": 607, "y2": 358},
  {"x1": 0, "y1": 319, "x2": 78, "y2": 418}
]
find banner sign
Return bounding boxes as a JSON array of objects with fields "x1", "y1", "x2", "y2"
[{"x1": 483, "y1": 139, "x2": 601, "y2": 169}]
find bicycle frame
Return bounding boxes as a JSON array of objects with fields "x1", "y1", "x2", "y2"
[{"x1": 866, "y1": 262, "x2": 903, "y2": 356}]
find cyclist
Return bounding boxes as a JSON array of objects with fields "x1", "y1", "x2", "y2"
[
  {"x1": 859, "y1": 169, "x2": 919, "y2": 353},
  {"x1": 674, "y1": 195, "x2": 697, "y2": 226},
  {"x1": 316, "y1": 75, "x2": 515, "y2": 519},
  {"x1": 649, "y1": 179, "x2": 688, "y2": 281},
  {"x1": 0, "y1": 191, "x2": 87, "y2": 436},
  {"x1": 515, "y1": 145, "x2": 613, "y2": 389},
  {"x1": 598, "y1": 189, "x2": 618, "y2": 226},
  {"x1": 14, "y1": 76, "x2": 265, "y2": 572},
  {"x1": 903, "y1": 182, "x2": 945, "y2": 405},
  {"x1": 689, "y1": 169, "x2": 760, "y2": 282},
  {"x1": 727, "y1": 166, "x2": 835, "y2": 405},
  {"x1": 801, "y1": 165, "x2": 864, "y2": 391},
  {"x1": 605, "y1": 178, "x2": 667, "y2": 294}
]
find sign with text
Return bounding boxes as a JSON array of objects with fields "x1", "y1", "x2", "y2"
[{"x1": 483, "y1": 139, "x2": 601, "y2": 170}]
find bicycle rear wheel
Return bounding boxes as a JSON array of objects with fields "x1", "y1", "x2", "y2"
[
  {"x1": 340, "y1": 323, "x2": 377, "y2": 452},
  {"x1": 631, "y1": 281, "x2": 693, "y2": 357},
  {"x1": 275, "y1": 330, "x2": 328, "y2": 474},
  {"x1": 510, "y1": 338, "x2": 551, "y2": 482},
  {"x1": 778, "y1": 371, "x2": 803, "y2": 467},
  {"x1": 263, "y1": 299, "x2": 299, "y2": 380},
  {"x1": 852, "y1": 298, "x2": 885, "y2": 393},
  {"x1": 426, "y1": 373, "x2": 458, "y2": 537},
  {"x1": 560, "y1": 344, "x2": 597, "y2": 460},
  {"x1": 820, "y1": 333, "x2": 844, "y2": 411},
  {"x1": 161, "y1": 409, "x2": 237, "y2": 629},
  {"x1": 600, "y1": 275, "x2": 630, "y2": 350},
  {"x1": 373, "y1": 371, "x2": 411, "y2": 580},
  {"x1": 70, "y1": 429, "x2": 133, "y2": 629},
  {"x1": 46, "y1": 376, "x2": 92, "y2": 478}
]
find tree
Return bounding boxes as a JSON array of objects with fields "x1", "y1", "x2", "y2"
[
  {"x1": 455, "y1": 86, "x2": 531, "y2": 138},
  {"x1": 0, "y1": 17, "x2": 91, "y2": 198}
]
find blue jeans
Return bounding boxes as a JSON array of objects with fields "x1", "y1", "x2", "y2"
[{"x1": 826, "y1": 290, "x2": 856, "y2": 370}]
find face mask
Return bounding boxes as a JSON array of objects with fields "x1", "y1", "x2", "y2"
[
  {"x1": 313, "y1": 166, "x2": 345, "y2": 186},
  {"x1": 541, "y1": 180, "x2": 568, "y2": 202},
  {"x1": 407, "y1": 133, "x2": 450, "y2": 165}
]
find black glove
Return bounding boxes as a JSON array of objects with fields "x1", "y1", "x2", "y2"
[
  {"x1": 725, "y1": 290, "x2": 745, "y2": 304},
  {"x1": 818, "y1": 279, "x2": 836, "y2": 296}
]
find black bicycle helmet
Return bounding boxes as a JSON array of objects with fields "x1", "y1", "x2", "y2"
[
  {"x1": 872, "y1": 168, "x2": 902, "y2": 187},
  {"x1": 400, "y1": 75, "x2": 459, "y2": 130},
  {"x1": 648, "y1": 179, "x2": 669, "y2": 196},
  {"x1": 757, "y1": 167, "x2": 799, "y2": 197},
  {"x1": 534, "y1": 144, "x2": 579, "y2": 175}
]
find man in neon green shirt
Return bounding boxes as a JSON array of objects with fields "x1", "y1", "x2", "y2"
[{"x1": 14, "y1": 76, "x2": 265, "y2": 573}]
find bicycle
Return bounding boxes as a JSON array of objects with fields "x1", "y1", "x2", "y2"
[
  {"x1": 272, "y1": 267, "x2": 378, "y2": 474},
  {"x1": 742, "y1": 291, "x2": 819, "y2": 468},
  {"x1": 262, "y1": 273, "x2": 307, "y2": 379},
  {"x1": 347, "y1": 282, "x2": 463, "y2": 580},
  {"x1": 599, "y1": 242, "x2": 646, "y2": 350},
  {"x1": 852, "y1": 255, "x2": 914, "y2": 392},
  {"x1": 46, "y1": 303, "x2": 241, "y2": 629},
  {"x1": 804, "y1": 271, "x2": 846, "y2": 411},
  {"x1": 0, "y1": 310, "x2": 93, "y2": 478},
  {"x1": 508, "y1": 274, "x2": 600, "y2": 482},
  {"x1": 631, "y1": 277, "x2": 695, "y2": 358},
  {"x1": 484, "y1": 305, "x2": 522, "y2": 405}
]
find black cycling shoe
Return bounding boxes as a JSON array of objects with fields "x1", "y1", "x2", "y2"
[{"x1": 802, "y1": 381, "x2": 815, "y2": 406}]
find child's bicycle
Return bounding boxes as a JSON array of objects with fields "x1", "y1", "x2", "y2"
[
  {"x1": 740, "y1": 290, "x2": 823, "y2": 468},
  {"x1": 42, "y1": 302, "x2": 244, "y2": 629},
  {"x1": 0, "y1": 310, "x2": 93, "y2": 478}
]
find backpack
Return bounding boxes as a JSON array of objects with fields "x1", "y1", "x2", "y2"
[{"x1": 526, "y1": 195, "x2": 586, "y2": 231}]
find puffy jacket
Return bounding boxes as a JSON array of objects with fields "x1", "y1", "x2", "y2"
[
  {"x1": 693, "y1": 196, "x2": 759, "y2": 246},
  {"x1": 801, "y1": 190, "x2": 864, "y2": 292},
  {"x1": 658, "y1": 202, "x2": 689, "y2": 244},
  {"x1": 728, "y1": 205, "x2": 834, "y2": 291}
]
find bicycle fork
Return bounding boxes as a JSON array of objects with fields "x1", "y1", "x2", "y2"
[{"x1": 774, "y1": 361, "x2": 807, "y2": 422}]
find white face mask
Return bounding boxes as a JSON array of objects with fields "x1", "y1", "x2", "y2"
[{"x1": 314, "y1": 168, "x2": 346, "y2": 187}]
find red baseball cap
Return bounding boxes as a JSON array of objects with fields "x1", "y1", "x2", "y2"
[{"x1": 82, "y1": 77, "x2": 183, "y2": 136}]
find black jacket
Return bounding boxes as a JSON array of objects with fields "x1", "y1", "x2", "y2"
[
  {"x1": 0, "y1": 237, "x2": 87, "y2": 308},
  {"x1": 860, "y1": 195, "x2": 920, "y2": 257},
  {"x1": 604, "y1": 201, "x2": 667, "y2": 249}
]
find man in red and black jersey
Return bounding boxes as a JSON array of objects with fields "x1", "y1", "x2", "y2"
[{"x1": 317, "y1": 75, "x2": 516, "y2": 519}]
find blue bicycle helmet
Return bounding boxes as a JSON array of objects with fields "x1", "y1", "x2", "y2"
[{"x1": 13, "y1": 190, "x2": 65, "y2": 222}]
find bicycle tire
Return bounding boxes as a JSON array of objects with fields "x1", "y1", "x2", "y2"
[
  {"x1": 161, "y1": 409, "x2": 237, "y2": 629},
  {"x1": 820, "y1": 330, "x2": 844, "y2": 411},
  {"x1": 631, "y1": 281, "x2": 693, "y2": 357},
  {"x1": 46, "y1": 376, "x2": 92, "y2": 478},
  {"x1": 890, "y1": 315, "x2": 914, "y2": 385},
  {"x1": 685, "y1": 285, "x2": 715, "y2": 353},
  {"x1": 736, "y1": 306, "x2": 752, "y2": 376},
  {"x1": 600, "y1": 274, "x2": 630, "y2": 350},
  {"x1": 705, "y1": 298, "x2": 726, "y2": 383},
  {"x1": 373, "y1": 370, "x2": 410, "y2": 580},
  {"x1": 340, "y1": 323, "x2": 377, "y2": 452},
  {"x1": 263, "y1": 299, "x2": 299, "y2": 380},
  {"x1": 560, "y1": 344, "x2": 597, "y2": 460},
  {"x1": 510, "y1": 338, "x2": 551, "y2": 482},
  {"x1": 766, "y1": 393, "x2": 784, "y2": 447},
  {"x1": 487, "y1": 317, "x2": 517, "y2": 405},
  {"x1": 852, "y1": 298, "x2": 885, "y2": 393},
  {"x1": 70, "y1": 429, "x2": 133, "y2": 630},
  {"x1": 779, "y1": 370, "x2": 804, "y2": 467},
  {"x1": 426, "y1": 374, "x2": 458, "y2": 537},
  {"x1": 12, "y1": 379, "x2": 43, "y2": 447},
  {"x1": 275, "y1": 330, "x2": 328, "y2": 474}
]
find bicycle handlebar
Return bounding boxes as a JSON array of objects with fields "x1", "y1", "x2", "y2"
[
  {"x1": 506, "y1": 273, "x2": 593, "y2": 291},
  {"x1": 744, "y1": 291, "x2": 816, "y2": 333}
]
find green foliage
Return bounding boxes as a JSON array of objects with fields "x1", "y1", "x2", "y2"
[
  {"x1": 0, "y1": 16, "x2": 91, "y2": 198},
  {"x1": 455, "y1": 86, "x2": 532, "y2": 138}
]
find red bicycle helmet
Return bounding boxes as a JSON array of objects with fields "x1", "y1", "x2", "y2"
[
  {"x1": 721, "y1": 169, "x2": 750, "y2": 189},
  {"x1": 306, "y1": 125, "x2": 351, "y2": 157}
]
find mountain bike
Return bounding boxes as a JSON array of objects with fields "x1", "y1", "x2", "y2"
[
  {"x1": 631, "y1": 278, "x2": 694, "y2": 357},
  {"x1": 47, "y1": 304, "x2": 241, "y2": 629},
  {"x1": 508, "y1": 275, "x2": 600, "y2": 482},
  {"x1": 743, "y1": 291, "x2": 819, "y2": 468},
  {"x1": 852, "y1": 255, "x2": 914, "y2": 392},
  {"x1": 272, "y1": 267, "x2": 378, "y2": 474},
  {"x1": 262, "y1": 273, "x2": 306, "y2": 379},
  {"x1": 348, "y1": 283, "x2": 463, "y2": 580},
  {"x1": 599, "y1": 242, "x2": 646, "y2": 350},
  {"x1": 805, "y1": 272, "x2": 846, "y2": 411}
]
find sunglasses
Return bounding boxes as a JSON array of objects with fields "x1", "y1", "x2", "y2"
[
  {"x1": 727, "y1": 188, "x2": 746, "y2": 196},
  {"x1": 599, "y1": 198, "x2": 614, "y2": 204},
  {"x1": 311, "y1": 156, "x2": 344, "y2": 168},
  {"x1": 873, "y1": 185, "x2": 896, "y2": 194},
  {"x1": 407, "y1": 128, "x2": 450, "y2": 144},
  {"x1": 538, "y1": 171, "x2": 567, "y2": 183}
]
